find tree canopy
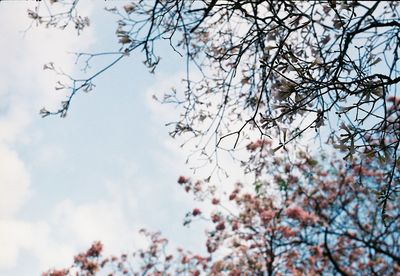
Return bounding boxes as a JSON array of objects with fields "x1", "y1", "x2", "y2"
[
  {"x1": 31, "y1": 0, "x2": 399, "y2": 212},
  {"x1": 44, "y1": 145, "x2": 399, "y2": 275}
]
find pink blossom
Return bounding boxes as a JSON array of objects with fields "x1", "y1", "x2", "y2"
[
  {"x1": 277, "y1": 226, "x2": 295, "y2": 238},
  {"x1": 286, "y1": 206, "x2": 317, "y2": 224},
  {"x1": 229, "y1": 192, "x2": 237, "y2": 200},
  {"x1": 260, "y1": 210, "x2": 275, "y2": 224},
  {"x1": 211, "y1": 214, "x2": 221, "y2": 223},
  {"x1": 86, "y1": 241, "x2": 103, "y2": 257},
  {"x1": 178, "y1": 176, "x2": 188, "y2": 184},
  {"x1": 216, "y1": 221, "x2": 225, "y2": 231},
  {"x1": 211, "y1": 198, "x2": 220, "y2": 205},
  {"x1": 231, "y1": 220, "x2": 239, "y2": 231},
  {"x1": 192, "y1": 208, "x2": 201, "y2": 216}
]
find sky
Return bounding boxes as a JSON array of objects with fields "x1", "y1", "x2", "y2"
[{"x1": 0, "y1": 1, "x2": 250, "y2": 274}]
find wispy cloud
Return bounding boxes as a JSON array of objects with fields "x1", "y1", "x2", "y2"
[{"x1": 0, "y1": 1, "x2": 95, "y2": 271}]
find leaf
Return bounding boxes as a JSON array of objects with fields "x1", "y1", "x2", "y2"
[
  {"x1": 333, "y1": 143, "x2": 347, "y2": 152},
  {"x1": 253, "y1": 181, "x2": 262, "y2": 195},
  {"x1": 123, "y1": 4, "x2": 135, "y2": 14},
  {"x1": 338, "y1": 106, "x2": 352, "y2": 113},
  {"x1": 119, "y1": 36, "x2": 131, "y2": 44},
  {"x1": 43, "y1": 62, "x2": 54, "y2": 70},
  {"x1": 241, "y1": 76, "x2": 250, "y2": 85},
  {"x1": 370, "y1": 57, "x2": 382, "y2": 66},
  {"x1": 83, "y1": 82, "x2": 96, "y2": 93},
  {"x1": 278, "y1": 179, "x2": 287, "y2": 190},
  {"x1": 39, "y1": 108, "x2": 50, "y2": 118},
  {"x1": 320, "y1": 35, "x2": 331, "y2": 45},
  {"x1": 339, "y1": 122, "x2": 351, "y2": 134}
]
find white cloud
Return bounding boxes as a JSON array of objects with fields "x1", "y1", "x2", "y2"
[
  {"x1": 52, "y1": 198, "x2": 143, "y2": 255},
  {"x1": 0, "y1": 0, "x2": 95, "y2": 272},
  {"x1": 0, "y1": 218, "x2": 76, "y2": 270},
  {"x1": 0, "y1": 145, "x2": 31, "y2": 218},
  {"x1": 0, "y1": 220, "x2": 36, "y2": 268}
]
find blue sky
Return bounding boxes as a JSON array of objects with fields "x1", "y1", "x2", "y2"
[{"x1": 0, "y1": 1, "x2": 242, "y2": 274}]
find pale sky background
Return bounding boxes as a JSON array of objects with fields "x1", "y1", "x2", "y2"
[{"x1": 0, "y1": 1, "x2": 251, "y2": 274}]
